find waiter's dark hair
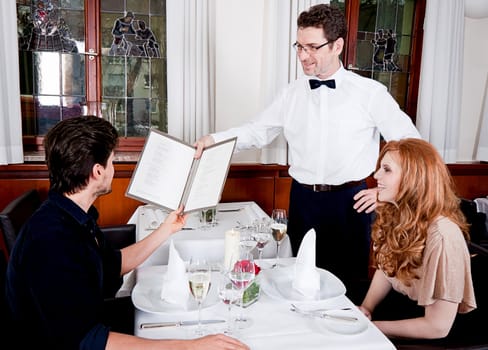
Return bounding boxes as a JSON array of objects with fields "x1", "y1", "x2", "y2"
[
  {"x1": 44, "y1": 116, "x2": 118, "y2": 194},
  {"x1": 297, "y1": 4, "x2": 347, "y2": 42}
]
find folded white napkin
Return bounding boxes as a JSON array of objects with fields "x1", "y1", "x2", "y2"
[
  {"x1": 160, "y1": 240, "x2": 189, "y2": 308},
  {"x1": 292, "y1": 229, "x2": 321, "y2": 298}
]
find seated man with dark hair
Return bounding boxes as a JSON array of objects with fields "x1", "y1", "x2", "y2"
[{"x1": 5, "y1": 116, "x2": 249, "y2": 350}]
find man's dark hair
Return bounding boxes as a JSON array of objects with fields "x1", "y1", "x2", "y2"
[
  {"x1": 297, "y1": 4, "x2": 347, "y2": 42},
  {"x1": 44, "y1": 116, "x2": 118, "y2": 194}
]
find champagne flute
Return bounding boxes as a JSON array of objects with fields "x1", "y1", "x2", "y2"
[
  {"x1": 217, "y1": 271, "x2": 240, "y2": 335},
  {"x1": 229, "y1": 251, "x2": 255, "y2": 329},
  {"x1": 271, "y1": 209, "x2": 287, "y2": 268},
  {"x1": 188, "y1": 257, "x2": 211, "y2": 336}
]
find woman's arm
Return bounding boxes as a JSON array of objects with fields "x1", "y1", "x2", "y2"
[
  {"x1": 359, "y1": 269, "x2": 392, "y2": 319},
  {"x1": 373, "y1": 299, "x2": 458, "y2": 339}
]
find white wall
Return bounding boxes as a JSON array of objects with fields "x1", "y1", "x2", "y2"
[
  {"x1": 459, "y1": 16, "x2": 488, "y2": 161},
  {"x1": 215, "y1": 0, "x2": 264, "y2": 162}
]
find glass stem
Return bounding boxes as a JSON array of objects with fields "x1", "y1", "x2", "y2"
[
  {"x1": 198, "y1": 301, "x2": 202, "y2": 331},
  {"x1": 276, "y1": 242, "x2": 280, "y2": 262},
  {"x1": 239, "y1": 292, "x2": 244, "y2": 320},
  {"x1": 227, "y1": 303, "x2": 232, "y2": 330}
]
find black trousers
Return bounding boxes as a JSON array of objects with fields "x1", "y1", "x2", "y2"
[{"x1": 288, "y1": 179, "x2": 372, "y2": 304}]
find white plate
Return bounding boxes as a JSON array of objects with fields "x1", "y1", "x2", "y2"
[
  {"x1": 131, "y1": 266, "x2": 219, "y2": 314},
  {"x1": 314, "y1": 309, "x2": 368, "y2": 335},
  {"x1": 260, "y1": 265, "x2": 346, "y2": 302}
]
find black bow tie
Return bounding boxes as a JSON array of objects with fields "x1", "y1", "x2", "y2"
[{"x1": 309, "y1": 79, "x2": 336, "y2": 89}]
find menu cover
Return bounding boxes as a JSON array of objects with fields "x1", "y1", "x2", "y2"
[{"x1": 126, "y1": 130, "x2": 237, "y2": 213}]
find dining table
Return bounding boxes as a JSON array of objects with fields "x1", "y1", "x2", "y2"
[
  {"x1": 130, "y1": 201, "x2": 292, "y2": 266},
  {"x1": 131, "y1": 257, "x2": 396, "y2": 350},
  {"x1": 117, "y1": 201, "x2": 293, "y2": 297}
]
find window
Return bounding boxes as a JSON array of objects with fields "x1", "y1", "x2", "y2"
[
  {"x1": 330, "y1": 0, "x2": 425, "y2": 121},
  {"x1": 16, "y1": 0, "x2": 167, "y2": 151}
]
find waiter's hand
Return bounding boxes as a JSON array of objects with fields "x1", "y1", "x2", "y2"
[
  {"x1": 194, "y1": 135, "x2": 215, "y2": 159},
  {"x1": 353, "y1": 188, "x2": 378, "y2": 213}
]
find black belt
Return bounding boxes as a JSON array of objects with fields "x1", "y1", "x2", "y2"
[{"x1": 300, "y1": 179, "x2": 365, "y2": 192}]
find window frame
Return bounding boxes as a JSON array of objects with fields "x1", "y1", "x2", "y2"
[{"x1": 342, "y1": 0, "x2": 426, "y2": 123}]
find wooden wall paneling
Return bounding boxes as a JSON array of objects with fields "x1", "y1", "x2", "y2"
[
  {"x1": 94, "y1": 178, "x2": 143, "y2": 226},
  {"x1": 274, "y1": 177, "x2": 292, "y2": 212},
  {"x1": 220, "y1": 177, "x2": 275, "y2": 215},
  {"x1": 448, "y1": 163, "x2": 488, "y2": 200},
  {"x1": 0, "y1": 179, "x2": 49, "y2": 210},
  {"x1": 1, "y1": 163, "x2": 487, "y2": 230},
  {"x1": 220, "y1": 164, "x2": 288, "y2": 215},
  {"x1": 451, "y1": 176, "x2": 488, "y2": 200}
]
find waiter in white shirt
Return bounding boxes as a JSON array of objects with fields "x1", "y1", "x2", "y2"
[{"x1": 195, "y1": 4, "x2": 420, "y2": 302}]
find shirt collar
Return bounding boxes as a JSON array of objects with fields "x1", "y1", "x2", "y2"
[
  {"x1": 48, "y1": 190, "x2": 99, "y2": 227},
  {"x1": 321, "y1": 63, "x2": 345, "y2": 87}
]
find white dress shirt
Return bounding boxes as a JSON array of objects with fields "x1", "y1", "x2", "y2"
[{"x1": 212, "y1": 65, "x2": 420, "y2": 185}]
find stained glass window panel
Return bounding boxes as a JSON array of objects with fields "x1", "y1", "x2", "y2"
[{"x1": 101, "y1": 0, "x2": 166, "y2": 136}]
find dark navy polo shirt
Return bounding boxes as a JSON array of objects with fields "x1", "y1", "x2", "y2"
[{"x1": 6, "y1": 190, "x2": 122, "y2": 349}]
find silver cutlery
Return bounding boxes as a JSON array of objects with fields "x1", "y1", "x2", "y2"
[
  {"x1": 290, "y1": 304, "x2": 357, "y2": 322},
  {"x1": 146, "y1": 226, "x2": 195, "y2": 231},
  {"x1": 140, "y1": 319, "x2": 225, "y2": 329},
  {"x1": 291, "y1": 303, "x2": 352, "y2": 313}
]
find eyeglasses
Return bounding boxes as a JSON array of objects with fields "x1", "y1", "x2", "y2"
[{"x1": 292, "y1": 41, "x2": 332, "y2": 54}]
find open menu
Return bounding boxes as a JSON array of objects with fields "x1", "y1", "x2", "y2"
[{"x1": 126, "y1": 130, "x2": 237, "y2": 213}]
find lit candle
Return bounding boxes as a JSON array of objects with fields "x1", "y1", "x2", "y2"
[{"x1": 224, "y1": 229, "x2": 240, "y2": 270}]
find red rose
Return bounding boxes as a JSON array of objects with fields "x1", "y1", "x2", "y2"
[
  {"x1": 254, "y1": 262, "x2": 261, "y2": 275},
  {"x1": 233, "y1": 260, "x2": 261, "y2": 276}
]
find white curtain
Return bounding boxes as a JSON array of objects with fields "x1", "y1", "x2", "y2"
[
  {"x1": 259, "y1": 0, "x2": 328, "y2": 165},
  {"x1": 416, "y1": 0, "x2": 465, "y2": 162},
  {"x1": 166, "y1": 0, "x2": 216, "y2": 144},
  {"x1": 475, "y1": 74, "x2": 488, "y2": 161},
  {"x1": 0, "y1": 0, "x2": 23, "y2": 165}
]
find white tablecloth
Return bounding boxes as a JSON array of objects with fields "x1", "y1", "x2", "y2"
[
  {"x1": 117, "y1": 202, "x2": 293, "y2": 297},
  {"x1": 132, "y1": 258, "x2": 395, "y2": 350},
  {"x1": 129, "y1": 201, "x2": 292, "y2": 266}
]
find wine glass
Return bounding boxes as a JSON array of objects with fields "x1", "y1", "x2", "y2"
[
  {"x1": 239, "y1": 232, "x2": 257, "y2": 255},
  {"x1": 199, "y1": 207, "x2": 217, "y2": 230},
  {"x1": 229, "y1": 251, "x2": 255, "y2": 329},
  {"x1": 217, "y1": 271, "x2": 240, "y2": 335},
  {"x1": 271, "y1": 209, "x2": 288, "y2": 268},
  {"x1": 251, "y1": 218, "x2": 272, "y2": 260},
  {"x1": 188, "y1": 257, "x2": 212, "y2": 335}
]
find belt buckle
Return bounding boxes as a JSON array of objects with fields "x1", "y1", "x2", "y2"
[{"x1": 313, "y1": 184, "x2": 332, "y2": 192}]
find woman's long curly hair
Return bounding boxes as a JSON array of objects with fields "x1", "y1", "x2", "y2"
[{"x1": 372, "y1": 139, "x2": 469, "y2": 285}]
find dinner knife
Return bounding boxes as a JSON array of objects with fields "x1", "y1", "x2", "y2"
[
  {"x1": 145, "y1": 227, "x2": 195, "y2": 231},
  {"x1": 140, "y1": 319, "x2": 225, "y2": 329},
  {"x1": 320, "y1": 313, "x2": 358, "y2": 322},
  {"x1": 291, "y1": 307, "x2": 358, "y2": 322}
]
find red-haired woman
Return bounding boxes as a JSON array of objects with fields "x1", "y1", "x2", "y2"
[{"x1": 359, "y1": 138, "x2": 476, "y2": 341}]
